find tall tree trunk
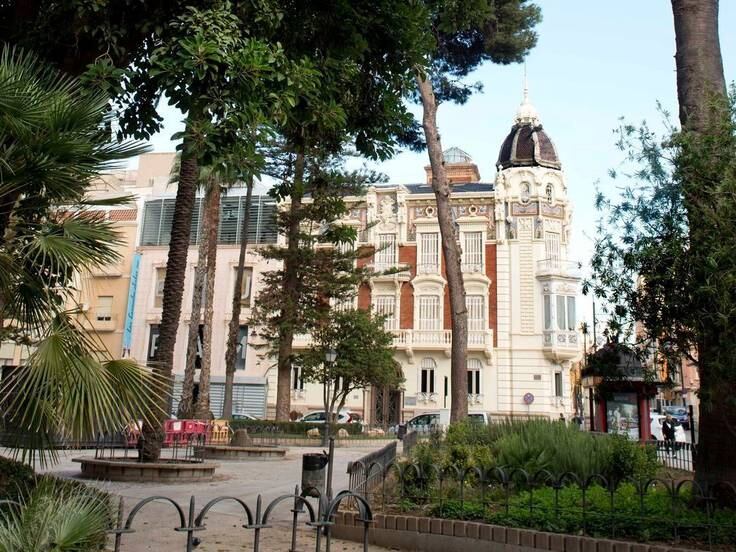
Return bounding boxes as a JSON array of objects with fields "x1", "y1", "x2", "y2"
[
  {"x1": 142, "y1": 132, "x2": 199, "y2": 462},
  {"x1": 275, "y1": 151, "x2": 305, "y2": 421},
  {"x1": 671, "y1": 0, "x2": 726, "y2": 133},
  {"x1": 415, "y1": 72, "x2": 468, "y2": 423},
  {"x1": 671, "y1": 0, "x2": 731, "y2": 489},
  {"x1": 194, "y1": 185, "x2": 221, "y2": 419},
  {"x1": 222, "y1": 177, "x2": 254, "y2": 419},
  {"x1": 178, "y1": 185, "x2": 214, "y2": 419}
]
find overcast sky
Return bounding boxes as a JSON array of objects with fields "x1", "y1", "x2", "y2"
[{"x1": 137, "y1": 0, "x2": 736, "y2": 330}]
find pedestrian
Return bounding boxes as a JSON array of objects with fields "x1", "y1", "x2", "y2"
[{"x1": 662, "y1": 413, "x2": 677, "y2": 456}]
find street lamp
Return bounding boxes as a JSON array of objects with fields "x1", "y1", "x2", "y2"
[{"x1": 325, "y1": 349, "x2": 337, "y2": 364}]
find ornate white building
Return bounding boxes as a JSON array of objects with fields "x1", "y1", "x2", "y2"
[{"x1": 120, "y1": 91, "x2": 581, "y2": 422}]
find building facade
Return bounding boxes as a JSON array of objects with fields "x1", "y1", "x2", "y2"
[{"x1": 3, "y1": 93, "x2": 582, "y2": 422}]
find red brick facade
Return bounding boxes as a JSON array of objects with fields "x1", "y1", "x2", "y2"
[{"x1": 485, "y1": 244, "x2": 498, "y2": 346}]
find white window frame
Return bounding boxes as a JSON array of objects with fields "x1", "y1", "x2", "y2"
[
  {"x1": 416, "y1": 295, "x2": 441, "y2": 330},
  {"x1": 467, "y1": 358, "x2": 482, "y2": 395},
  {"x1": 543, "y1": 294, "x2": 552, "y2": 330},
  {"x1": 96, "y1": 296, "x2": 113, "y2": 321},
  {"x1": 418, "y1": 232, "x2": 440, "y2": 274},
  {"x1": 554, "y1": 371, "x2": 563, "y2": 398},
  {"x1": 374, "y1": 295, "x2": 396, "y2": 330},
  {"x1": 420, "y1": 358, "x2": 436, "y2": 394},
  {"x1": 466, "y1": 295, "x2": 485, "y2": 331},
  {"x1": 154, "y1": 267, "x2": 166, "y2": 308},
  {"x1": 462, "y1": 231, "x2": 483, "y2": 272},
  {"x1": 292, "y1": 364, "x2": 305, "y2": 391},
  {"x1": 375, "y1": 233, "x2": 397, "y2": 270},
  {"x1": 545, "y1": 231, "x2": 561, "y2": 265},
  {"x1": 233, "y1": 266, "x2": 253, "y2": 307}
]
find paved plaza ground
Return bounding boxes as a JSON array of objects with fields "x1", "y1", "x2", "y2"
[{"x1": 38, "y1": 445, "x2": 394, "y2": 551}]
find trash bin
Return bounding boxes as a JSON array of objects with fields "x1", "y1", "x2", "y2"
[
  {"x1": 301, "y1": 452, "x2": 328, "y2": 497},
  {"x1": 397, "y1": 424, "x2": 407, "y2": 440}
]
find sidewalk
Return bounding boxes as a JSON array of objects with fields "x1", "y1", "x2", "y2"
[{"x1": 38, "y1": 445, "x2": 391, "y2": 551}]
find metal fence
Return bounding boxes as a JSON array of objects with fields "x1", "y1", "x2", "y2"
[
  {"x1": 346, "y1": 441, "x2": 397, "y2": 499},
  {"x1": 106, "y1": 487, "x2": 372, "y2": 552},
  {"x1": 646, "y1": 439, "x2": 695, "y2": 472},
  {"x1": 344, "y1": 461, "x2": 736, "y2": 550},
  {"x1": 92, "y1": 432, "x2": 209, "y2": 463}
]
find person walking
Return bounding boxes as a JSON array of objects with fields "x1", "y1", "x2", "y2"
[{"x1": 662, "y1": 413, "x2": 677, "y2": 457}]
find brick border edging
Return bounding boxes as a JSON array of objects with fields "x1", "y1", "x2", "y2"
[{"x1": 331, "y1": 511, "x2": 702, "y2": 552}]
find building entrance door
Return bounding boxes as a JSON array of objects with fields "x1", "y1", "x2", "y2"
[{"x1": 371, "y1": 385, "x2": 401, "y2": 429}]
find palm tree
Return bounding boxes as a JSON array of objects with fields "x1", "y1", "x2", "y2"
[{"x1": 0, "y1": 46, "x2": 162, "y2": 466}]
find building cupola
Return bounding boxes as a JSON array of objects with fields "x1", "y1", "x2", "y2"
[
  {"x1": 496, "y1": 82, "x2": 561, "y2": 170},
  {"x1": 424, "y1": 146, "x2": 481, "y2": 184}
]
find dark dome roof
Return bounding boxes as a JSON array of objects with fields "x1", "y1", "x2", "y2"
[{"x1": 497, "y1": 122, "x2": 561, "y2": 170}]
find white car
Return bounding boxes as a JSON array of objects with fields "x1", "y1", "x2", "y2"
[
  {"x1": 649, "y1": 413, "x2": 687, "y2": 442},
  {"x1": 298, "y1": 410, "x2": 357, "y2": 424}
]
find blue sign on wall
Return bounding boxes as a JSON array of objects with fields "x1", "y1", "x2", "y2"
[{"x1": 122, "y1": 253, "x2": 141, "y2": 354}]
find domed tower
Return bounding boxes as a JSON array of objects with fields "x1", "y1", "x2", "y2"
[{"x1": 492, "y1": 83, "x2": 580, "y2": 420}]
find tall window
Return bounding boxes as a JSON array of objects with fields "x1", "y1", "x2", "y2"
[
  {"x1": 546, "y1": 184, "x2": 554, "y2": 204},
  {"x1": 292, "y1": 364, "x2": 304, "y2": 391},
  {"x1": 154, "y1": 267, "x2": 166, "y2": 308},
  {"x1": 234, "y1": 267, "x2": 253, "y2": 307},
  {"x1": 543, "y1": 295, "x2": 552, "y2": 330},
  {"x1": 554, "y1": 371, "x2": 563, "y2": 397},
  {"x1": 417, "y1": 296, "x2": 441, "y2": 330},
  {"x1": 466, "y1": 295, "x2": 485, "y2": 331},
  {"x1": 545, "y1": 231, "x2": 560, "y2": 264},
  {"x1": 96, "y1": 296, "x2": 113, "y2": 321},
  {"x1": 566, "y1": 296, "x2": 576, "y2": 331},
  {"x1": 556, "y1": 296, "x2": 566, "y2": 331},
  {"x1": 374, "y1": 295, "x2": 396, "y2": 330},
  {"x1": 420, "y1": 358, "x2": 436, "y2": 394},
  {"x1": 419, "y1": 233, "x2": 439, "y2": 273},
  {"x1": 467, "y1": 358, "x2": 482, "y2": 395},
  {"x1": 463, "y1": 232, "x2": 483, "y2": 272},
  {"x1": 375, "y1": 233, "x2": 396, "y2": 270}
]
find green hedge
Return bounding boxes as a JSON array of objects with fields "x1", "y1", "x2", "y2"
[
  {"x1": 428, "y1": 484, "x2": 736, "y2": 546},
  {"x1": 229, "y1": 419, "x2": 364, "y2": 436}
]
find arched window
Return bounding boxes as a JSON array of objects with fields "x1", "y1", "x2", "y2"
[
  {"x1": 467, "y1": 358, "x2": 482, "y2": 395},
  {"x1": 420, "y1": 358, "x2": 436, "y2": 394},
  {"x1": 545, "y1": 184, "x2": 554, "y2": 204}
]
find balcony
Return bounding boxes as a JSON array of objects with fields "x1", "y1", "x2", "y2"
[
  {"x1": 90, "y1": 264, "x2": 123, "y2": 278},
  {"x1": 536, "y1": 258, "x2": 582, "y2": 279},
  {"x1": 461, "y1": 262, "x2": 484, "y2": 274},
  {"x1": 293, "y1": 328, "x2": 494, "y2": 363},
  {"x1": 369, "y1": 263, "x2": 412, "y2": 281},
  {"x1": 542, "y1": 329, "x2": 580, "y2": 361},
  {"x1": 417, "y1": 263, "x2": 440, "y2": 275}
]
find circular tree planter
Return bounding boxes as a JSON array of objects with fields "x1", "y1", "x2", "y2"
[
  {"x1": 73, "y1": 457, "x2": 219, "y2": 482},
  {"x1": 196, "y1": 445, "x2": 287, "y2": 461}
]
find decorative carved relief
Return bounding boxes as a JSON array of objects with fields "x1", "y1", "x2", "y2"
[
  {"x1": 541, "y1": 203, "x2": 564, "y2": 218},
  {"x1": 511, "y1": 202, "x2": 539, "y2": 216}
]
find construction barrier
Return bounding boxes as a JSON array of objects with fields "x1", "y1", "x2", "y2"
[{"x1": 208, "y1": 419, "x2": 232, "y2": 444}]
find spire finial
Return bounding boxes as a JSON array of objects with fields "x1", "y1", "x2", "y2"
[{"x1": 515, "y1": 63, "x2": 539, "y2": 125}]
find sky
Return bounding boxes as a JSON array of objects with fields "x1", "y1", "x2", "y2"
[{"x1": 137, "y1": 1, "x2": 736, "y2": 330}]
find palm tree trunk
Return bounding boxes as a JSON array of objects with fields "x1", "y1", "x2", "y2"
[
  {"x1": 671, "y1": 0, "x2": 730, "y2": 489},
  {"x1": 275, "y1": 150, "x2": 305, "y2": 421},
  {"x1": 415, "y1": 72, "x2": 468, "y2": 423},
  {"x1": 222, "y1": 177, "x2": 254, "y2": 419},
  {"x1": 194, "y1": 185, "x2": 221, "y2": 419},
  {"x1": 141, "y1": 132, "x2": 199, "y2": 462},
  {"x1": 178, "y1": 186, "x2": 213, "y2": 419},
  {"x1": 671, "y1": 0, "x2": 726, "y2": 133}
]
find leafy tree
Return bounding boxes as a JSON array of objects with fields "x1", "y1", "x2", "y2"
[
  {"x1": 588, "y1": 94, "x2": 736, "y2": 487},
  {"x1": 298, "y1": 308, "x2": 403, "y2": 440},
  {"x1": 414, "y1": 0, "x2": 541, "y2": 421},
  {"x1": 114, "y1": 2, "x2": 314, "y2": 459},
  {"x1": 0, "y1": 46, "x2": 161, "y2": 465},
  {"x1": 265, "y1": 0, "x2": 427, "y2": 420}
]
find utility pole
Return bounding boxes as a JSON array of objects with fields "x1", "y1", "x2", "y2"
[{"x1": 592, "y1": 297, "x2": 598, "y2": 351}]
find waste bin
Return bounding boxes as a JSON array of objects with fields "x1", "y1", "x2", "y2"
[
  {"x1": 301, "y1": 452, "x2": 328, "y2": 497},
  {"x1": 397, "y1": 424, "x2": 407, "y2": 440}
]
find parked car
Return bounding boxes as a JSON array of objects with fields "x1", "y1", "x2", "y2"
[
  {"x1": 401, "y1": 411, "x2": 490, "y2": 434},
  {"x1": 650, "y1": 412, "x2": 687, "y2": 442},
  {"x1": 231, "y1": 412, "x2": 258, "y2": 421},
  {"x1": 662, "y1": 405, "x2": 690, "y2": 430},
  {"x1": 297, "y1": 410, "x2": 361, "y2": 424}
]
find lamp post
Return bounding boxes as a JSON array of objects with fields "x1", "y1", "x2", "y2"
[{"x1": 323, "y1": 349, "x2": 337, "y2": 446}]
